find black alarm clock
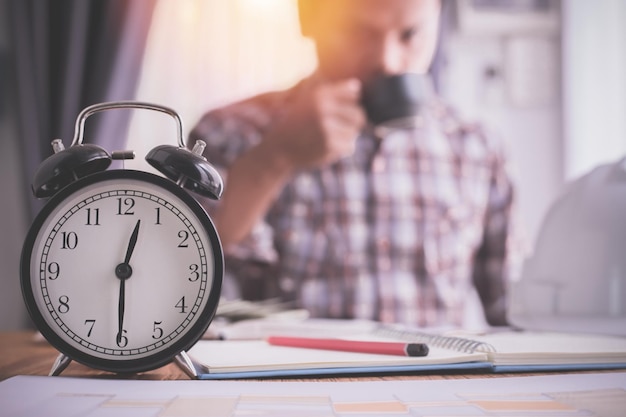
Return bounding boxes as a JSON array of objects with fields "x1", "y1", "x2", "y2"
[{"x1": 20, "y1": 102, "x2": 223, "y2": 378}]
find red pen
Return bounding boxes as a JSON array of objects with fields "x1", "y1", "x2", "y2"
[{"x1": 266, "y1": 335, "x2": 429, "y2": 357}]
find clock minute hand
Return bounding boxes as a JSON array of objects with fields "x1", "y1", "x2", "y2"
[{"x1": 117, "y1": 279, "x2": 126, "y2": 346}]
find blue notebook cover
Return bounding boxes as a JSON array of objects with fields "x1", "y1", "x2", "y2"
[
  {"x1": 188, "y1": 321, "x2": 626, "y2": 379},
  {"x1": 197, "y1": 361, "x2": 492, "y2": 380}
]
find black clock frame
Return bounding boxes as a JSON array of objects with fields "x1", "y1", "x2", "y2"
[{"x1": 20, "y1": 169, "x2": 223, "y2": 374}]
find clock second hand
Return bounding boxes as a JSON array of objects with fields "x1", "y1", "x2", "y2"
[{"x1": 115, "y1": 219, "x2": 141, "y2": 345}]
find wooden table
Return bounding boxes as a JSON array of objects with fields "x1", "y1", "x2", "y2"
[
  {"x1": 0, "y1": 331, "x2": 189, "y2": 380},
  {"x1": 1, "y1": 331, "x2": 619, "y2": 382}
]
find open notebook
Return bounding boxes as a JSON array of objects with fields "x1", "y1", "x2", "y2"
[{"x1": 188, "y1": 320, "x2": 626, "y2": 379}]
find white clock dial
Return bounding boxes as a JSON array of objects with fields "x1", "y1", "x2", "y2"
[{"x1": 21, "y1": 170, "x2": 222, "y2": 372}]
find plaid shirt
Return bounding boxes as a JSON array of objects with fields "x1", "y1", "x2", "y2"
[{"x1": 190, "y1": 79, "x2": 516, "y2": 327}]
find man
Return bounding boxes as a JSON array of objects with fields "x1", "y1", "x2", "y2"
[{"x1": 189, "y1": 0, "x2": 516, "y2": 327}]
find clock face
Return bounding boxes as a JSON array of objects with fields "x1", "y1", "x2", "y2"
[{"x1": 21, "y1": 170, "x2": 222, "y2": 373}]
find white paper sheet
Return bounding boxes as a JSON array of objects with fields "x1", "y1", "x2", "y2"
[{"x1": 2, "y1": 372, "x2": 626, "y2": 417}]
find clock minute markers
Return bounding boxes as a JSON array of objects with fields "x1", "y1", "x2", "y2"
[{"x1": 115, "y1": 219, "x2": 141, "y2": 346}]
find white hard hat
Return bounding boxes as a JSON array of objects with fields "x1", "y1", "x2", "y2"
[{"x1": 509, "y1": 157, "x2": 626, "y2": 336}]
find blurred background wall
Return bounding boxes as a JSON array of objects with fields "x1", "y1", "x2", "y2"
[{"x1": 2, "y1": 0, "x2": 625, "y2": 329}]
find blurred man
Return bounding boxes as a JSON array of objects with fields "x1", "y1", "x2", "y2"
[{"x1": 189, "y1": 0, "x2": 516, "y2": 327}]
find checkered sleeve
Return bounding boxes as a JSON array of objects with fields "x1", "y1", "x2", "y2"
[
  {"x1": 471, "y1": 133, "x2": 516, "y2": 326},
  {"x1": 188, "y1": 100, "x2": 282, "y2": 300}
]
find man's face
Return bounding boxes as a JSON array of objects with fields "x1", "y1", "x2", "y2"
[{"x1": 303, "y1": 0, "x2": 441, "y2": 82}]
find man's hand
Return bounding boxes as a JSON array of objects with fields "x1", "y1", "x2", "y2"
[
  {"x1": 262, "y1": 77, "x2": 366, "y2": 171},
  {"x1": 213, "y1": 77, "x2": 366, "y2": 249}
]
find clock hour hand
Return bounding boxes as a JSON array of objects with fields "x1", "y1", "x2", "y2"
[
  {"x1": 124, "y1": 219, "x2": 141, "y2": 264},
  {"x1": 115, "y1": 219, "x2": 141, "y2": 279},
  {"x1": 115, "y1": 219, "x2": 141, "y2": 346}
]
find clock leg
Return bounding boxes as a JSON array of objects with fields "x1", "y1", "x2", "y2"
[
  {"x1": 174, "y1": 351, "x2": 199, "y2": 379},
  {"x1": 49, "y1": 353, "x2": 72, "y2": 376}
]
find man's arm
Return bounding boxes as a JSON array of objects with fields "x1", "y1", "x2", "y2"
[{"x1": 213, "y1": 77, "x2": 366, "y2": 250}]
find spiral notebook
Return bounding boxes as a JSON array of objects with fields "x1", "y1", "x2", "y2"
[{"x1": 189, "y1": 319, "x2": 626, "y2": 379}]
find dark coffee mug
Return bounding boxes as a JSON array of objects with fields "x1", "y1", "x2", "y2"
[{"x1": 361, "y1": 73, "x2": 429, "y2": 130}]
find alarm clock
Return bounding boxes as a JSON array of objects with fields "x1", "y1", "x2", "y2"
[{"x1": 20, "y1": 102, "x2": 223, "y2": 378}]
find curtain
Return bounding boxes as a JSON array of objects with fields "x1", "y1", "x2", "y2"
[
  {"x1": 9, "y1": 0, "x2": 156, "y2": 219},
  {"x1": 125, "y1": 0, "x2": 316, "y2": 172}
]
